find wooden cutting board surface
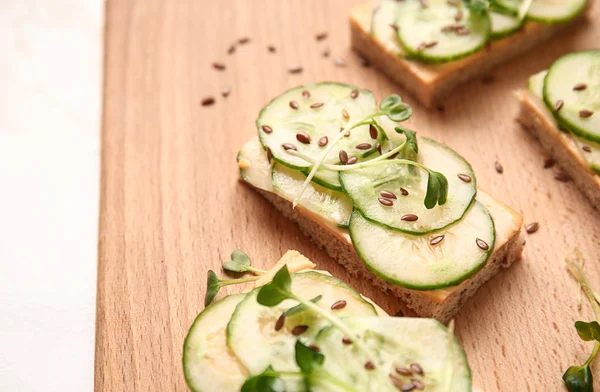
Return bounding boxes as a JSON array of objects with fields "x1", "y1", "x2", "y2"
[{"x1": 96, "y1": 1, "x2": 600, "y2": 390}]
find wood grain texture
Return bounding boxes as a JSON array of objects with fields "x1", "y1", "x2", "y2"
[{"x1": 96, "y1": 1, "x2": 600, "y2": 390}]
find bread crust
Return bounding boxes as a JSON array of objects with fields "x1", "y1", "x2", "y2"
[
  {"x1": 516, "y1": 89, "x2": 600, "y2": 211},
  {"x1": 349, "y1": 2, "x2": 592, "y2": 108},
  {"x1": 252, "y1": 188, "x2": 524, "y2": 324}
]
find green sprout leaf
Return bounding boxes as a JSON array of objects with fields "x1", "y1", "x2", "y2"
[
  {"x1": 380, "y1": 95, "x2": 412, "y2": 122},
  {"x1": 223, "y1": 250, "x2": 252, "y2": 273},
  {"x1": 575, "y1": 321, "x2": 600, "y2": 342},
  {"x1": 241, "y1": 366, "x2": 286, "y2": 392},
  {"x1": 257, "y1": 265, "x2": 292, "y2": 306},
  {"x1": 295, "y1": 340, "x2": 325, "y2": 375},
  {"x1": 286, "y1": 295, "x2": 323, "y2": 317},
  {"x1": 204, "y1": 270, "x2": 221, "y2": 307},
  {"x1": 424, "y1": 170, "x2": 449, "y2": 209},
  {"x1": 563, "y1": 365, "x2": 593, "y2": 392}
]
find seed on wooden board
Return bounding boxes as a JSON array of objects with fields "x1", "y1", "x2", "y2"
[
  {"x1": 339, "y1": 150, "x2": 349, "y2": 164},
  {"x1": 579, "y1": 109, "x2": 594, "y2": 118},
  {"x1": 573, "y1": 83, "x2": 587, "y2": 91},
  {"x1": 201, "y1": 97, "x2": 215, "y2": 106},
  {"x1": 227, "y1": 45, "x2": 236, "y2": 55},
  {"x1": 266, "y1": 147, "x2": 273, "y2": 163},
  {"x1": 288, "y1": 66, "x2": 303, "y2": 74},
  {"x1": 554, "y1": 100, "x2": 564, "y2": 111},
  {"x1": 342, "y1": 109, "x2": 350, "y2": 119},
  {"x1": 318, "y1": 136, "x2": 329, "y2": 147},
  {"x1": 409, "y1": 363, "x2": 423, "y2": 375},
  {"x1": 476, "y1": 238, "x2": 490, "y2": 251},
  {"x1": 342, "y1": 336, "x2": 352, "y2": 345},
  {"x1": 350, "y1": 89, "x2": 359, "y2": 99},
  {"x1": 583, "y1": 145, "x2": 592, "y2": 152},
  {"x1": 401, "y1": 383, "x2": 416, "y2": 392},
  {"x1": 554, "y1": 172, "x2": 571, "y2": 182},
  {"x1": 213, "y1": 62, "x2": 226, "y2": 71},
  {"x1": 356, "y1": 143, "x2": 372, "y2": 150},
  {"x1": 275, "y1": 313, "x2": 286, "y2": 331},
  {"x1": 365, "y1": 361, "x2": 375, "y2": 370},
  {"x1": 400, "y1": 188, "x2": 409, "y2": 196},
  {"x1": 289, "y1": 100, "x2": 299, "y2": 109},
  {"x1": 525, "y1": 222, "x2": 539, "y2": 234},
  {"x1": 401, "y1": 214, "x2": 419, "y2": 222},
  {"x1": 267, "y1": 45, "x2": 276, "y2": 53},
  {"x1": 543, "y1": 158, "x2": 555, "y2": 168},
  {"x1": 430, "y1": 235, "x2": 445, "y2": 245},
  {"x1": 335, "y1": 58, "x2": 346, "y2": 67},
  {"x1": 262, "y1": 125, "x2": 273, "y2": 134},
  {"x1": 309, "y1": 345, "x2": 321, "y2": 352},
  {"x1": 221, "y1": 87, "x2": 231, "y2": 98},
  {"x1": 238, "y1": 37, "x2": 251, "y2": 44},
  {"x1": 282, "y1": 143, "x2": 297, "y2": 151},
  {"x1": 315, "y1": 32, "x2": 328, "y2": 41},
  {"x1": 310, "y1": 102, "x2": 324, "y2": 109},
  {"x1": 380, "y1": 190, "x2": 397, "y2": 199},
  {"x1": 322, "y1": 48, "x2": 331, "y2": 57},
  {"x1": 347, "y1": 156, "x2": 358, "y2": 165},
  {"x1": 457, "y1": 173, "x2": 472, "y2": 183},
  {"x1": 370, "y1": 124, "x2": 378, "y2": 139},
  {"x1": 292, "y1": 325, "x2": 309, "y2": 335},
  {"x1": 296, "y1": 131, "x2": 311, "y2": 144},
  {"x1": 331, "y1": 300, "x2": 347, "y2": 310},
  {"x1": 302, "y1": 90, "x2": 311, "y2": 99},
  {"x1": 396, "y1": 367, "x2": 412, "y2": 376},
  {"x1": 379, "y1": 197, "x2": 394, "y2": 206},
  {"x1": 495, "y1": 161, "x2": 504, "y2": 174}
]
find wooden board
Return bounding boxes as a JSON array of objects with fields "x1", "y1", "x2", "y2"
[{"x1": 96, "y1": 1, "x2": 600, "y2": 390}]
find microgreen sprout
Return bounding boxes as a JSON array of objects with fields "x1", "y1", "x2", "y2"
[
  {"x1": 222, "y1": 250, "x2": 266, "y2": 275},
  {"x1": 292, "y1": 94, "x2": 413, "y2": 207},
  {"x1": 563, "y1": 251, "x2": 600, "y2": 392},
  {"x1": 204, "y1": 270, "x2": 260, "y2": 306}
]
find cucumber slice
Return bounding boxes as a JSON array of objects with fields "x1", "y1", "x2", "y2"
[
  {"x1": 396, "y1": 0, "x2": 491, "y2": 63},
  {"x1": 349, "y1": 202, "x2": 495, "y2": 290},
  {"x1": 543, "y1": 50, "x2": 600, "y2": 143},
  {"x1": 238, "y1": 136, "x2": 273, "y2": 192},
  {"x1": 226, "y1": 271, "x2": 377, "y2": 382},
  {"x1": 527, "y1": 0, "x2": 587, "y2": 23},
  {"x1": 272, "y1": 163, "x2": 353, "y2": 227},
  {"x1": 574, "y1": 137, "x2": 600, "y2": 174},
  {"x1": 493, "y1": 0, "x2": 520, "y2": 14},
  {"x1": 339, "y1": 137, "x2": 476, "y2": 235},
  {"x1": 311, "y1": 317, "x2": 471, "y2": 392},
  {"x1": 183, "y1": 294, "x2": 248, "y2": 392},
  {"x1": 490, "y1": 10, "x2": 523, "y2": 39},
  {"x1": 257, "y1": 83, "x2": 383, "y2": 190},
  {"x1": 528, "y1": 70, "x2": 548, "y2": 98},
  {"x1": 371, "y1": 0, "x2": 407, "y2": 56}
]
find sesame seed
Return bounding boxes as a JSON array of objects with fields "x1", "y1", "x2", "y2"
[
  {"x1": 430, "y1": 235, "x2": 445, "y2": 245},
  {"x1": 342, "y1": 109, "x2": 350, "y2": 119},
  {"x1": 315, "y1": 32, "x2": 328, "y2": 41},
  {"x1": 292, "y1": 325, "x2": 309, "y2": 335},
  {"x1": 411, "y1": 379, "x2": 425, "y2": 390},
  {"x1": 350, "y1": 89, "x2": 359, "y2": 99},
  {"x1": 579, "y1": 109, "x2": 594, "y2": 118},
  {"x1": 238, "y1": 37, "x2": 251, "y2": 44},
  {"x1": 331, "y1": 300, "x2": 347, "y2": 310},
  {"x1": 296, "y1": 132, "x2": 311, "y2": 144},
  {"x1": 339, "y1": 150, "x2": 349, "y2": 165},
  {"x1": 400, "y1": 188, "x2": 409, "y2": 196},
  {"x1": 573, "y1": 83, "x2": 587, "y2": 91},
  {"x1": 401, "y1": 383, "x2": 416, "y2": 391},
  {"x1": 379, "y1": 197, "x2": 394, "y2": 207},
  {"x1": 525, "y1": 222, "x2": 539, "y2": 234},
  {"x1": 213, "y1": 62, "x2": 226, "y2": 71},
  {"x1": 554, "y1": 100, "x2": 564, "y2": 111},
  {"x1": 583, "y1": 145, "x2": 592, "y2": 152},
  {"x1": 365, "y1": 361, "x2": 375, "y2": 370},
  {"x1": 396, "y1": 367, "x2": 412, "y2": 376},
  {"x1": 370, "y1": 124, "x2": 378, "y2": 139},
  {"x1": 401, "y1": 214, "x2": 419, "y2": 222},
  {"x1": 282, "y1": 143, "x2": 297, "y2": 151},
  {"x1": 201, "y1": 97, "x2": 215, "y2": 106},
  {"x1": 318, "y1": 136, "x2": 329, "y2": 147},
  {"x1": 302, "y1": 90, "x2": 311, "y2": 99},
  {"x1": 275, "y1": 313, "x2": 286, "y2": 331},
  {"x1": 409, "y1": 363, "x2": 423, "y2": 375},
  {"x1": 356, "y1": 143, "x2": 372, "y2": 150},
  {"x1": 457, "y1": 173, "x2": 472, "y2": 183},
  {"x1": 289, "y1": 100, "x2": 299, "y2": 109},
  {"x1": 342, "y1": 337, "x2": 352, "y2": 345},
  {"x1": 389, "y1": 374, "x2": 404, "y2": 388},
  {"x1": 380, "y1": 190, "x2": 397, "y2": 199},
  {"x1": 476, "y1": 238, "x2": 490, "y2": 251},
  {"x1": 288, "y1": 65, "x2": 303, "y2": 74},
  {"x1": 227, "y1": 45, "x2": 236, "y2": 55},
  {"x1": 495, "y1": 161, "x2": 504, "y2": 174},
  {"x1": 347, "y1": 156, "x2": 358, "y2": 165},
  {"x1": 261, "y1": 125, "x2": 273, "y2": 134},
  {"x1": 311, "y1": 102, "x2": 325, "y2": 109}
]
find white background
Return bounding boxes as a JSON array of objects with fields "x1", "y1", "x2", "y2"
[{"x1": 0, "y1": 1, "x2": 102, "y2": 391}]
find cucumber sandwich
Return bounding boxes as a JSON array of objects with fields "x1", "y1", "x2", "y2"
[
  {"x1": 237, "y1": 83, "x2": 524, "y2": 322},
  {"x1": 350, "y1": 0, "x2": 592, "y2": 108},
  {"x1": 184, "y1": 250, "x2": 473, "y2": 391},
  {"x1": 516, "y1": 50, "x2": 600, "y2": 211}
]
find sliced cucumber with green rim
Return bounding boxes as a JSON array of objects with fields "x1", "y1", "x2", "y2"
[
  {"x1": 257, "y1": 83, "x2": 384, "y2": 190},
  {"x1": 527, "y1": 0, "x2": 587, "y2": 23},
  {"x1": 311, "y1": 317, "x2": 471, "y2": 391},
  {"x1": 528, "y1": 69, "x2": 548, "y2": 98},
  {"x1": 226, "y1": 271, "x2": 377, "y2": 381},
  {"x1": 237, "y1": 136, "x2": 273, "y2": 192},
  {"x1": 183, "y1": 294, "x2": 248, "y2": 392},
  {"x1": 493, "y1": 0, "x2": 521, "y2": 14},
  {"x1": 349, "y1": 201, "x2": 495, "y2": 290},
  {"x1": 396, "y1": 0, "x2": 491, "y2": 63},
  {"x1": 272, "y1": 163, "x2": 353, "y2": 227},
  {"x1": 340, "y1": 137, "x2": 476, "y2": 235},
  {"x1": 543, "y1": 50, "x2": 600, "y2": 143},
  {"x1": 371, "y1": 0, "x2": 407, "y2": 56},
  {"x1": 490, "y1": 10, "x2": 523, "y2": 39},
  {"x1": 573, "y1": 137, "x2": 600, "y2": 174}
]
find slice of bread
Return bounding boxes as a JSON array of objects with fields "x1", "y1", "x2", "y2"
[
  {"x1": 349, "y1": 2, "x2": 592, "y2": 108},
  {"x1": 516, "y1": 89, "x2": 600, "y2": 211},
  {"x1": 239, "y1": 137, "x2": 525, "y2": 323}
]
